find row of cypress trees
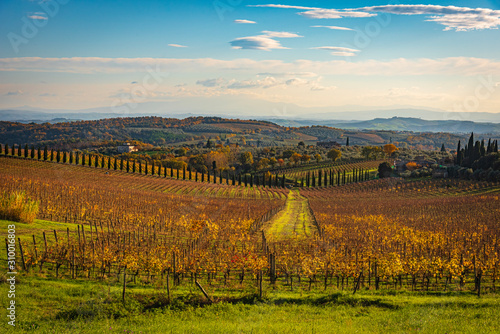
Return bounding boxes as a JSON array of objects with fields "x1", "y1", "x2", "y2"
[
  {"x1": 0, "y1": 144, "x2": 374, "y2": 189},
  {"x1": 456, "y1": 133, "x2": 499, "y2": 167},
  {"x1": 0, "y1": 144, "x2": 290, "y2": 188},
  {"x1": 297, "y1": 167, "x2": 371, "y2": 187}
]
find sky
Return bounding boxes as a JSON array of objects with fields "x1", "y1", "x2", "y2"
[{"x1": 1, "y1": 0, "x2": 500, "y2": 117}]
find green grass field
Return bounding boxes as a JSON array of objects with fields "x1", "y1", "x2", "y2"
[{"x1": 1, "y1": 273, "x2": 499, "y2": 333}]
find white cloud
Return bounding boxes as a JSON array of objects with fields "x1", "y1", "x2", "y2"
[
  {"x1": 311, "y1": 46, "x2": 359, "y2": 52},
  {"x1": 261, "y1": 31, "x2": 302, "y2": 38},
  {"x1": 299, "y1": 8, "x2": 375, "y2": 19},
  {"x1": 253, "y1": 3, "x2": 500, "y2": 31},
  {"x1": 250, "y1": 4, "x2": 375, "y2": 19},
  {"x1": 311, "y1": 46, "x2": 360, "y2": 57},
  {"x1": 230, "y1": 36, "x2": 288, "y2": 50},
  {"x1": 353, "y1": 4, "x2": 500, "y2": 31},
  {"x1": 311, "y1": 25, "x2": 353, "y2": 31},
  {"x1": 28, "y1": 14, "x2": 48, "y2": 20},
  {"x1": 230, "y1": 30, "x2": 302, "y2": 50},
  {"x1": 168, "y1": 44, "x2": 188, "y2": 48},
  {"x1": 234, "y1": 19, "x2": 257, "y2": 24},
  {"x1": 331, "y1": 52, "x2": 357, "y2": 57}
]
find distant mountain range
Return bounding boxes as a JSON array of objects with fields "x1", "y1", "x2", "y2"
[
  {"x1": 1, "y1": 102, "x2": 500, "y2": 134},
  {"x1": 267, "y1": 117, "x2": 500, "y2": 134}
]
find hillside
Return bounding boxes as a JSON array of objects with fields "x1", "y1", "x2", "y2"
[
  {"x1": 0, "y1": 116, "x2": 497, "y2": 150},
  {"x1": 334, "y1": 117, "x2": 500, "y2": 133}
]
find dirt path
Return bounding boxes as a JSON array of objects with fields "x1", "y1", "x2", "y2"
[{"x1": 264, "y1": 189, "x2": 317, "y2": 242}]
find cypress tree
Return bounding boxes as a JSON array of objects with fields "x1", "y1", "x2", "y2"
[
  {"x1": 494, "y1": 140, "x2": 498, "y2": 153},
  {"x1": 132, "y1": 160, "x2": 136, "y2": 173},
  {"x1": 301, "y1": 177, "x2": 304, "y2": 188},
  {"x1": 120, "y1": 159, "x2": 125, "y2": 171},
  {"x1": 95, "y1": 155, "x2": 99, "y2": 168},
  {"x1": 30, "y1": 145, "x2": 35, "y2": 159},
  {"x1": 441, "y1": 144, "x2": 446, "y2": 152},
  {"x1": 480, "y1": 140, "x2": 486, "y2": 157},
  {"x1": 238, "y1": 174, "x2": 242, "y2": 186},
  {"x1": 158, "y1": 162, "x2": 162, "y2": 176},
  {"x1": 5, "y1": 144, "x2": 10, "y2": 155},
  {"x1": 145, "y1": 161, "x2": 149, "y2": 175},
  {"x1": 232, "y1": 172, "x2": 236, "y2": 185},
  {"x1": 177, "y1": 168, "x2": 180, "y2": 179},
  {"x1": 183, "y1": 166, "x2": 186, "y2": 180},
  {"x1": 282, "y1": 175, "x2": 286, "y2": 188},
  {"x1": 69, "y1": 152, "x2": 73, "y2": 164},
  {"x1": 244, "y1": 174, "x2": 248, "y2": 187},
  {"x1": 474, "y1": 141, "x2": 481, "y2": 162},
  {"x1": 43, "y1": 146, "x2": 47, "y2": 160},
  {"x1": 107, "y1": 157, "x2": 111, "y2": 169},
  {"x1": 126, "y1": 159, "x2": 130, "y2": 172},
  {"x1": 467, "y1": 133, "x2": 474, "y2": 158},
  {"x1": 101, "y1": 156, "x2": 105, "y2": 168},
  {"x1": 37, "y1": 147, "x2": 41, "y2": 159},
  {"x1": 201, "y1": 170, "x2": 205, "y2": 182},
  {"x1": 457, "y1": 141, "x2": 462, "y2": 165},
  {"x1": 75, "y1": 152, "x2": 80, "y2": 165},
  {"x1": 250, "y1": 174, "x2": 253, "y2": 187},
  {"x1": 318, "y1": 170, "x2": 322, "y2": 186},
  {"x1": 312, "y1": 172, "x2": 316, "y2": 187},
  {"x1": 487, "y1": 139, "x2": 492, "y2": 153},
  {"x1": 346, "y1": 137, "x2": 350, "y2": 146},
  {"x1": 25, "y1": 144, "x2": 29, "y2": 158},
  {"x1": 139, "y1": 161, "x2": 142, "y2": 174},
  {"x1": 63, "y1": 151, "x2": 67, "y2": 163},
  {"x1": 18, "y1": 145, "x2": 22, "y2": 157}
]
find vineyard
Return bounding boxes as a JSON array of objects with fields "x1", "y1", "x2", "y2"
[
  {"x1": 1, "y1": 155, "x2": 499, "y2": 300},
  {"x1": 0, "y1": 146, "x2": 381, "y2": 189}
]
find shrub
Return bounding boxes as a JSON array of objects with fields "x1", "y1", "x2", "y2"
[
  {"x1": 378, "y1": 162, "x2": 393, "y2": 178},
  {"x1": 0, "y1": 191, "x2": 39, "y2": 223}
]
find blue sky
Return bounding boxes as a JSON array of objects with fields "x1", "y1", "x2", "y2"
[{"x1": 1, "y1": 0, "x2": 500, "y2": 116}]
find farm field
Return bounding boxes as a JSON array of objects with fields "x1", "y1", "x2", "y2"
[{"x1": 1, "y1": 156, "x2": 500, "y2": 333}]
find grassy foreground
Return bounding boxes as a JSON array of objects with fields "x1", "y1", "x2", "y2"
[
  {"x1": 1, "y1": 220, "x2": 500, "y2": 333},
  {"x1": 1, "y1": 273, "x2": 499, "y2": 334}
]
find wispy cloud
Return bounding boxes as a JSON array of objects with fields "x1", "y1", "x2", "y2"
[
  {"x1": 230, "y1": 31, "x2": 302, "y2": 50},
  {"x1": 311, "y1": 25, "x2": 353, "y2": 31},
  {"x1": 2, "y1": 57, "x2": 500, "y2": 77},
  {"x1": 311, "y1": 46, "x2": 360, "y2": 57},
  {"x1": 168, "y1": 44, "x2": 188, "y2": 48},
  {"x1": 353, "y1": 4, "x2": 500, "y2": 31},
  {"x1": 28, "y1": 12, "x2": 48, "y2": 20},
  {"x1": 253, "y1": 4, "x2": 500, "y2": 31},
  {"x1": 234, "y1": 19, "x2": 257, "y2": 24},
  {"x1": 261, "y1": 31, "x2": 302, "y2": 38},
  {"x1": 194, "y1": 75, "x2": 334, "y2": 91},
  {"x1": 250, "y1": 4, "x2": 375, "y2": 19}
]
